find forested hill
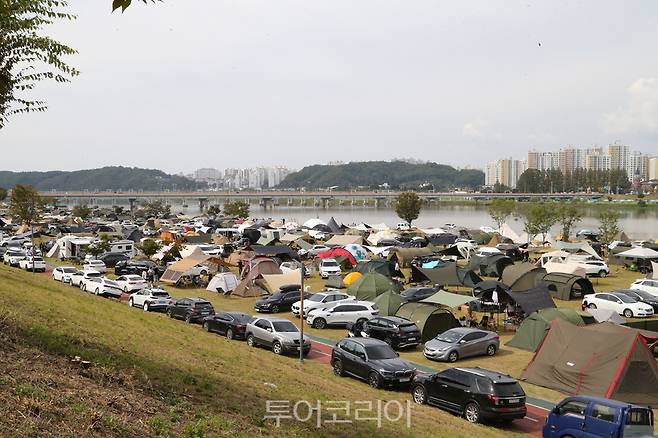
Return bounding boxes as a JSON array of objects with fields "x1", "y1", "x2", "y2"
[
  {"x1": 0, "y1": 167, "x2": 205, "y2": 191},
  {"x1": 278, "y1": 161, "x2": 484, "y2": 190}
]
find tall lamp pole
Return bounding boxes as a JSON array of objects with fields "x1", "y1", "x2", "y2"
[{"x1": 299, "y1": 262, "x2": 305, "y2": 363}]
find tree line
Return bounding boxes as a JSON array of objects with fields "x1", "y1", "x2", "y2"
[{"x1": 514, "y1": 168, "x2": 632, "y2": 194}]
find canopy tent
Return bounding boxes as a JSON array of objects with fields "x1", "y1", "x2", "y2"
[
  {"x1": 344, "y1": 244, "x2": 368, "y2": 261},
  {"x1": 226, "y1": 249, "x2": 254, "y2": 266},
  {"x1": 262, "y1": 271, "x2": 302, "y2": 293},
  {"x1": 250, "y1": 245, "x2": 299, "y2": 261},
  {"x1": 293, "y1": 239, "x2": 313, "y2": 251},
  {"x1": 373, "y1": 291, "x2": 403, "y2": 316},
  {"x1": 324, "y1": 234, "x2": 363, "y2": 246},
  {"x1": 499, "y1": 223, "x2": 524, "y2": 244},
  {"x1": 387, "y1": 247, "x2": 435, "y2": 268},
  {"x1": 477, "y1": 254, "x2": 514, "y2": 278},
  {"x1": 363, "y1": 246, "x2": 391, "y2": 256},
  {"x1": 347, "y1": 272, "x2": 398, "y2": 301},
  {"x1": 343, "y1": 271, "x2": 363, "y2": 286},
  {"x1": 160, "y1": 248, "x2": 211, "y2": 283},
  {"x1": 411, "y1": 263, "x2": 482, "y2": 288},
  {"x1": 486, "y1": 233, "x2": 502, "y2": 247},
  {"x1": 256, "y1": 235, "x2": 278, "y2": 246},
  {"x1": 303, "y1": 218, "x2": 327, "y2": 229},
  {"x1": 326, "y1": 217, "x2": 342, "y2": 234},
  {"x1": 501, "y1": 263, "x2": 547, "y2": 292},
  {"x1": 232, "y1": 258, "x2": 282, "y2": 297},
  {"x1": 395, "y1": 303, "x2": 460, "y2": 342},
  {"x1": 540, "y1": 272, "x2": 594, "y2": 300},
  {"x1": 317, "y1": 248, "x2": 357, "y2": 266},
  {"x1": 426, "y1": 233, "x2": 458, "y2": 246},
  {"x1": 506, "y1": 308, "x2": 591, "y2": 351},
  {"x1": 554, "y1": 241, "x2": 602, "y2": 260},
  {"x1": 520, "y1": 319, "x2": 658, "y2": 404},
  {"x1": 279, "y1": 232, "x2": 307, "y2": 244},
  {"x1": 616, "y1": 247, "x2": 658, "y2": 260},
  {"x1": 367, "y1": 230, "x2": 400, "y2": 246},
  {"x1": 506, "y1": 285, "x2": 556, "y2": 315},
  {"x1": 542, "y1": 261, "x2": 586, "y2": 278},
  {"x1": 586, "y1": 308, "x2": 626, "y2": 325},
  {"x1": 434, "y1": 245, "x2": 463, "y2": 259},
  {"x1": 420, "y1": 290, "x2": 477, "y2": 308},
  {"x1": 613, "y1": 230, "x2": 631, "y2": 242},
  {"x1": 325, "y1": 275, "x2": 346, "y2": 289},
  {"x1": 206, "y1": 272, "x2": 239, "y2": 294},
  {"x1": 353, "y1": 260, "x2": 401, "y2": 278}
]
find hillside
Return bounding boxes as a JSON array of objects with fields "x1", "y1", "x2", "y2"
[
  {"x1": 278, "y1": 161, "x2": 484, "y2": 190},
  {"x1": 0, "y1": 167, "x2": 204, "y2": 191}
]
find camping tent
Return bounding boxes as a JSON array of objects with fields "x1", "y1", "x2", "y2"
[
  {"x1": 554, "y1": 241, "x2": 602, "y2": 260},
  {"x1": 477, "y1": 254, "x2": 514, "y2": 278},
  {"x1": 506, "y1": 308, "x2": 590, "y2": 351},
  {"x1": 373, "y1": 291, "x2": 403, "y2": 316},
  {"x1": 325, "y1": 275, "x2": 346, "y2": 289},
  {"x1": 347, "y1": 272, "x2": 397, "y2": 301},
  {"x1": 326, "y1": 217, "x2": 342, "y2": 234},
  {"x1": 261, "y1": 271, "x2": 302, "y2": 293},
  {"x1": 232, "y1": 258, "x2": 282, "y2": 297},
  {"x1": 317, "y1": 248, "x2": 357, "y2": 266},
  {"x1": 616, "y1": 247, "x2": 658, "y2": 260},
  {"x1": 353, "y1": 260, "x2": 401, "y2": 278},
  {"x1": 395, "y1": 303, "x2": 460, "y2": 342},
  {"x1": 344, "y1": 244, "x2": 368, "y2": 261},
  {"x1": 586, "y1": 308, "x2": 626, "y2": 325},
  {"x1": 506, "y1": 285, "x2": 556, "y2": 315},
  {"x1": 343, "y1": 272, "x2": 362, "y2": 286},
  {"x1": 387, "y1": 247, "x2": 435, "y2": 268},
  {"x1": 324, "y1": 235, "x2": 363, "y2": 246},
  {"x1": 540, "y1": 272, "x2": 594, "y2": 300},
  {"x1": 411, "y1": 263, "x2": 482, "y2": 288},
  {"x1": 420, "y1": 290, "x2": 477, "y2": 308},
  {"x1": 160, "y1": 247, "x2": 211, "y2": 284},
  {"x1": 206, "y1": 272, "x2": 239, "y2": 294},
  {"x1": 520, "y1": 319, "x2": 658, "y2": 404},
  {"x1": 501, "y1": 263, "x2": 547, "y2": 292}
]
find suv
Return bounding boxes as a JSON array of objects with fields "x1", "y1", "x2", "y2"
[
  {"x1": 83, "y1": 259, "x2": 107, "y2": 273},
  {"x1": 4, "y1": 249, "x2": 26, "y2": 267},
  {"x1": 19, "y1": 256, "x2": 46, "y2": 272},
  {"x1": 70, "y1": 270, "x2": 102, "y2": 287},
  {"x1": 580, "y1": 260, "x2": 609, "y2": 277},
  {"x1": 82, "y1": 277, "x2": 122, "y2": 298},
  {"x1": 254, "y1": 290, "x2": 312, "y2": 313},
  {"x1": 411, "y1": 367, "x2": 527, "y2": 423},
  {"x1": 319, "y1": 259, "x2": 341, "y2": 278},
  {"x1": 291, "y1": 291, "x2": 355, "y2": 317},
  {"x1": 400, "y1": 287, "x2": 436, "y2": 303},
  {"x1": 306, "y1": 301, "x2": 378, "y2": 329},
  {"x1": 331, "y1": 338, "x2": 416, "y2": 389},
  {"x1": 543, "y1": 396, "x2": 654, "y2": 438},
  {"x1": 128, "y1": 288, "x2": 172, "y2": 312},
  {"x1": 423, "y1": 328, "x2": 500, "y2": 362},
  {"x1": 246, "y1": 317, "x2": 311, "y2": 356},
  {"x1": 98, "y1": 252, "x2": 130, "y2": 268},
  {"x1": 363, "y1": 316, "x2": 422, "y2": 349},
  {"x1": 166, "y1": 298, "x2": 215, "y2": 323},
  {"x1": 115, "y1": 260, "x2": 164, "y2": 276}
]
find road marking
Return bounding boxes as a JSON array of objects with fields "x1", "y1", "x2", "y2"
[
  {"x1": 523, "y1": 416, "x2": 539, "y2": 423},
  {"x1": 311, "y1": 349, "x2": 330, "y2": 356}
]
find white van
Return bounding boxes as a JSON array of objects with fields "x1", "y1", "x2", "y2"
[{"x1": 396, "y1": 222, "x2": 411, "y2": 231}]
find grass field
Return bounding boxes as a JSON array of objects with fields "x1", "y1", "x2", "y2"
[{"x1": 0, "y1": 263, "x2": 528, "y2": 438}]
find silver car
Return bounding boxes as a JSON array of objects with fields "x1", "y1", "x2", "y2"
[
  {"x1": 246, "y1": 317, "x2": 311, "y2": 356},
  {"x1": 423, "y1": 327, "x2": 499, "y2": 362}
]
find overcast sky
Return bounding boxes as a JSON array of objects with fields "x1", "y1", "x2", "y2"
[{"x1": 1, "y1": 0, "x2": 657, "y2": 174}]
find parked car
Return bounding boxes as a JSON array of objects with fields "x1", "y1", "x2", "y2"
[
  {"x1": 115, "y1": 260, "x2": 164, "y2": 276},
  {"x1": 166, "y1": 298, "x2": 215, "y2": 323},
  {"x1": 70, "y1": 269, "x2": 101, "y2": 287},
  {"x1": 83, "y1": 259, "x2": 107, "y2": 274},
  {"x1": 400, "y1": 286, "x2": 436, "y2": 303},
  {"x1": 543, "y1": 395, "x2": 654, "y2": 438},
  {"x1": 98, "y1": 252, "x2": 130, "y2": 268},
  {"x1": 280, "y1": 261, "x2": 311, "y2": 278},
  {"x1": 52, "y1": 266, "x2": 79, "y2": 283},
  {"x1": 115, "y1": 274, "x2": 148, "y2": 293},
  {"x1": 306, "y1": 301, "x2": 378, "y2": 329},
  {"x1": 396, "y1": 222, "x2": 411, "y2": 231},
  {"x1": 202, "y1": 311, "x2": 253, "y2": 340},
  {"x1": 580, "y1": 260, "x2": 610, "y2": 277},
  {"x1": 629, "y1": 279, "x2": 658, "y2": 297},
  {"x1": 307, "y1": 245, "x2": 330, "y2": 256},
  {"x1": 423, "y1": 327, "x2": 500, "y2": 362},
  {"x1": 613, "y1": 289, "x2": 658, "y2": 312},
  {"x1": 4, "y1": 249, "x2": 26, "y2": 267},
  {"x1": 411, "y1": 367, "x2": 527, "y2": 424},
  {"x1": 246, "y1": 317, "x2": 311, "y2": 356},
  {"x1": 81, "y1": 277, "x2": 122, "y2": 298},
  {"x1": 291, "y1": 291, "x2": 355, "y2": 317},
  {"x1": 319, "y1": 258, "x2": 341, "y2": 278},
  {"x1": 475, "y1": 247, "x2": 503, "y2": 257},
  {"x1": 363, "y1": 316, "x2": 422, "y2": 349},
  {"x1": 331, "y1": 338, "x2": 416, "y2": 389},
  {"x1": 128, "y1": 288, "x2": 172, "y2": 311},
  {"x1": 18, "y1": 256, "x2": 46, "y2": 272},
  {"x1": 0, "y1": 235, "x2": 28, "y2": 247},
  {"x1": 582, "y1": 292, "x2": 654, "y2": 318},
  {"x1": 254, "y1": 290, "x2": 312, "y2": 313}
]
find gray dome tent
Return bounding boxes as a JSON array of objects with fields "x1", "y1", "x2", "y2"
[{"x1": 395, "y1": 302, "x2": 460, "y2": 342}]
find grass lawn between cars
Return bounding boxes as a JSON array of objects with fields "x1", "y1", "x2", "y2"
[{"x1": 0, "y1": 263, "x2": 524, "y2": 438}]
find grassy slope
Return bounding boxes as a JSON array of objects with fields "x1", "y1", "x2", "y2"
[{"x1": 0, "y1": 264, "x2": 521, "y2": 438}]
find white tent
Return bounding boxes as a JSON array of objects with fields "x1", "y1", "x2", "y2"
[
  {"x1": 652, "y1": 261, "x2": 658, "y2": 279},
  {"x1": 499, "y1": 223, "x2": 523, "y2": 244},
  {"x1": 364, "y1": 246, "x2": 392, "y2": 256},
  {"x1": 206, "y1": 272, "x2": 239, "y2": 294},
  {"x1": 554, "y1": 241, "x2": 602, "y2": 260},
  {"x1": 261, "y1": 271, "x2": 302, "y2": 293},
  {"x1": 585, "y1": 308, "x2": 626, "y2": 325},
  {"x1": 367, "y1": 230, "x2": 399, "y2": 245},
  {"x1": 543, "y1": 261, "x2": 586, "y2": 278},
  {"x1": 616, "y1": 247, "x2": 658, "y2": 260},
  {"x1": 303, "y1": 218, "x2": 327, "y2": 229}
]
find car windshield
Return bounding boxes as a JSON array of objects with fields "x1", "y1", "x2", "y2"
[
  {"x1": 436, "y1": 331, "x2": 463, "y2": 343},
  {"x1": 615, "y1": 294, "x2": 636, "y2": 303},
  {"x1": 493, "y1": 382, "x2": 524, "y2": 397},
  {"x1": 399, "y1": 323, "x2": 418, "y2": 332},
  {"x1": 232, "y1": 314, "x2": 252, "y2": 324},
  {"x1": 308, "y1": 294, "x2": 325, "y2": 302},
  {"x1": 270, "y1": 293, "x2": 284, "y2": 300},
  {"x1": 323, "y1": 261, "x2": 338, "y2": 267},
  {"x1": 151, "y1": 291, "x2": 169, "y2": 297},
  {"x1": 272, "y1": 321, "x2": 298, "y2": 332},
  {"x1": 63, "y1": 268, "x2": 77, "y2": 273},
  {"x1": 105, "y1": 280, "x2": 119, "y2": 287},
  {"x1": 632, "y1": 290, "x2": 655, "y2": 300},
  {"x1": 365, "y1": 345, "x2": 397, "y2": 360}
]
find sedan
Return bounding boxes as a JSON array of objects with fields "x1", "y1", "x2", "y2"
[
  {"x1": 613, "y1": 289, "x2": 658, "y2": 312},
  {"x1": 82, "y1": 277, "x2": 122, "y2": 298},
  {"x1": 202, "y1": 311, "x2": 253, "y2": 340},
  {"x1": 115, "y1": 275, "x2": 147, "y2": 293},
  {"x1": 630, "y1": 279, "x2": 658, "y2": 297},
  {"x1": 128, "y1": 288, "x2": 172, "y2": 312},
  {"x1": 423, "y1": 328, "x2": 499, "y2": 362},
  {"x1": 83, "y1": 259, "x2": 107, "y2": 273},
  {"x1": 254, "y1": 290, "x2": 311, "y2": 313},
  {"x1": 52, "y1": 266, "x2": 79, "y2": 283},
  {"x1": 582, "y1": 292, "x2": 654, "y2": 318}
]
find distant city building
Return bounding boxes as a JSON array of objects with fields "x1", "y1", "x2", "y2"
[
  {"x1": 220, "y1": 166, "x2": 293, "y2": 190},
  {"x1": 649, "y1": 157, "x2": 658, "y2": 180},
  {"x1": 193, "y1": 168, "x2": 221, "y2": 181},
  {"x1": 485, "y1": 158, "x2": 527, "y2": 189}
]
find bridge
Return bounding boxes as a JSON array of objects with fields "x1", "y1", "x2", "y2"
[{"x1": 40, "y1": 190, "x2": 602, "y2": 211}]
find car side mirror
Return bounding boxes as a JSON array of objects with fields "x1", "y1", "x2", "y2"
[{"x1": 552, "y1": 407, "x2": 560, "y2": 415}]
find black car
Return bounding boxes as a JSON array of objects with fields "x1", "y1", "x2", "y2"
[
  {"x1": 255, "y1": 290, "x2": 311, "y2": 313},
  {"x1": 400, "y1": 287, "x2": 436, "y2": 303},
  {"x1": 363, "y1": 316, "x2": 422, "y2": 349},
  {"x1": 614, "y1": 289, "x2": 658, "y2": 312},
  {"x1": 115, "y1": 259, "x2": 164, "y2": 276},
  {"x1": 411, "y1": 367, "x2": 527, "y2": 424},
  {"x1": 202, "y1": 311, "x2": 253, "y2": 340},
  {"x1": 167, "y1": 298, "x2": 215, "y2": 323},
  {"x1": 331, "y1": 338, "x2": 416, "y2": 389},
  {"x1": 98, "y1": 252, "x2": 130, "y2": 268}
]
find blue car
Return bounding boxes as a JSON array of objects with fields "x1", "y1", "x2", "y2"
[{"x1": 543, "y1": 396, "x2": 654, "y2": 438}]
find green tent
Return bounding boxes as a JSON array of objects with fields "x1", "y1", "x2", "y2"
[
  {"x1": 420, "y1": 290, "x2": 477, "y2": 308},
  {"x1": 540, "y1": 272, "x2": 594, "y2": 300},
  {"x1": 395, "y1": 302, "x2": 460, "y2": 342},
  {"x1": 347, "y1": 272, "x2": 397, "y2": 301},
  {"x1": 373, "y1": 291, "x2": 403, "y2": 316},
  {"x1": 506, "y1": 308, "x2": 588, "y2": 351}
]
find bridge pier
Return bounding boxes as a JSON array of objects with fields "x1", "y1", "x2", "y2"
[
  {"x1": 198, "y1": 197, "x2": 208, "y2": 212},
  {"x1": 320, "y1": 196, "x2": 332, "y2": 209},
  {"x1": 287, "y1": 198, "x2": 293, "y2": 206},
  {"x1": 128, "y1": 198, "x2": 137, "y2": 212},
  {"x1": 261, "y1": 197, "x2": 273, "y2": 209},
  {"x1": 375, "y1": 196, "x2": 386, "y2": 209}
]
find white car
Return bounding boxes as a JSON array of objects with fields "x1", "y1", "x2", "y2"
[
  {"x1": 83, "y1": 259, "x2": 107, "y2": 273},
  {"x1": 306, "y1": 300, "x2": 378, "y2": 329},
  {"x1": 582, "y1": 292, "x2": 654, "y2": 318},
  {"x1": 4, "y1": 250, "x2": 26, "y2": 267},
  {"x1": 19, "y1": 256, "x2": 46, "y2": 272},
  {"x1": 307, "y1": 245, "x2": 330, "y2": 256},
  {"x1": 580, "y1": 260, "x2": 609, "y2": 277},
  {"x1": 71, "y1": 270, "x2": 102, "y2": 287},
  {"x1": 475, "y1": 247, "x2": 502, "y2": 257},
  {"x1": 291, "y1": 291, "x2": 355, "y2": 317},
  {"x1": 52, "y1": 266, "x2": 79, "y2": 283},
  {"x1": 128, "y1": 288, "x2": 172, "y2": 312},
  {"x1": 115, "y1": 275, "x2": 148, "y2": 293},
  {"x1": 81, "y1": 277, "x2": 122, "y2": 298},
  {"x1": 319, "y1": 258, "x2": 341, "y2": 278},
  {"x1": 630, "y1": 279, "x2": 658, "y2": 297}
]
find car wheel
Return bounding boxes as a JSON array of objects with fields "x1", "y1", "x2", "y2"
[
  {"x1": 272, "y1": 342, "x2": 283, "y2": 355},
  {"x1": 332, "y1": 359, "x2": 345, "y2": 377},
  {"x1": 128, "y1": 298, "x2": 134, "y2": 307},
  {"x1": 81, "y1": 284, "x2": 85, "y2": 291},
  {"x1": 368, "y1": 372, "x2": 382, "y2": 389},
  {"x1": 143, "y1": 303, "x2": 149, "y2": 312},
  {"x1": 599, "y1": 270, "x2": 608, "y2": 278},
  {"x1": 226, "y1": 328, "x2": 234, "y2": 340},
  {"x1": 587, "y1": 303, "x2": 597, "y2": 309},
  {"x1": 464, "y1": 402, "x2": 481, "y2": 423},
  {"x1": 623, "y1": 309, "x2": 633, "y2": 318},
  {"x1": 312, "y1": 318, "x2": 327, "y2": 329},
  {"x1": 166, "y1": 309, "x2": 174, "y2": 318},
  {"x1": 486, "y1": 344, "x2": 497, "y2": 356},
  {"x1": 184, "y1": 313, "x2": 193, "y2": 324},
  {"x1": 247, "y1": 334, "x2": 255, "y2": 347},
  {"x1": 448, "y1": 351, "x2": 459, "y2": 363},
  {"x1": 95, "y1": 288, "x2": 100, "y2": 296},
  {"x1": 412, "y1": 385, "x2": 427, "y2": 405},
  {"x1": 356, "y1": 318, "x2": 367, "y2": 325},
  {"x1": 271, "y1": 305, "x2": 280, "y2": 313},
  {"x1": 203, "y1": 321, "x2": 210, "y2": 332}
]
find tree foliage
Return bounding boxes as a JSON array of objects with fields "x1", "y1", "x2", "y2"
[
  {"x1": 516, "y1": 168, "x2": 631, "y2": 194},
  {"x1": 556, "y1": 203, "x2": 582, "y2": 241},
  {"x1": 111, "y1": 0, "x2": 158, "y2": 12},
  {"x1": 223, "y1": 200, "x2": 250, "y2": 218},
  {"x1": 394, "y1": 192, "x2": 422, "y2": 225},
  {"x1": 139, "y1": 239, "x2": 161, "y2": 258},
  {"x1": 598, "y1": 210, "x2": 621, "y2": 244},
  {"x1": 135, "y1": 201, "x2": 170, "y2": 218},
  {"x1": 72, "y1": 204, "x2": 91, "y2": 220},
  {"x1": 9, "y1": 184, "x2": 44, "y2": 225},
  {"x1": 487, "y1": 199, "x2": 515, "y2": 230},
  {"x1": 517, "y1": 203, "x2": 557, "y2": 242},
  {"x1": 207, "y1": 204, "x2": 221, "y2": 216},
  {"x1": 0, "y1": 0, "x2": 79, "y2": 127},
  {"x1": 0, "y1": 186, "x2": 6, "y2": 201}
]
